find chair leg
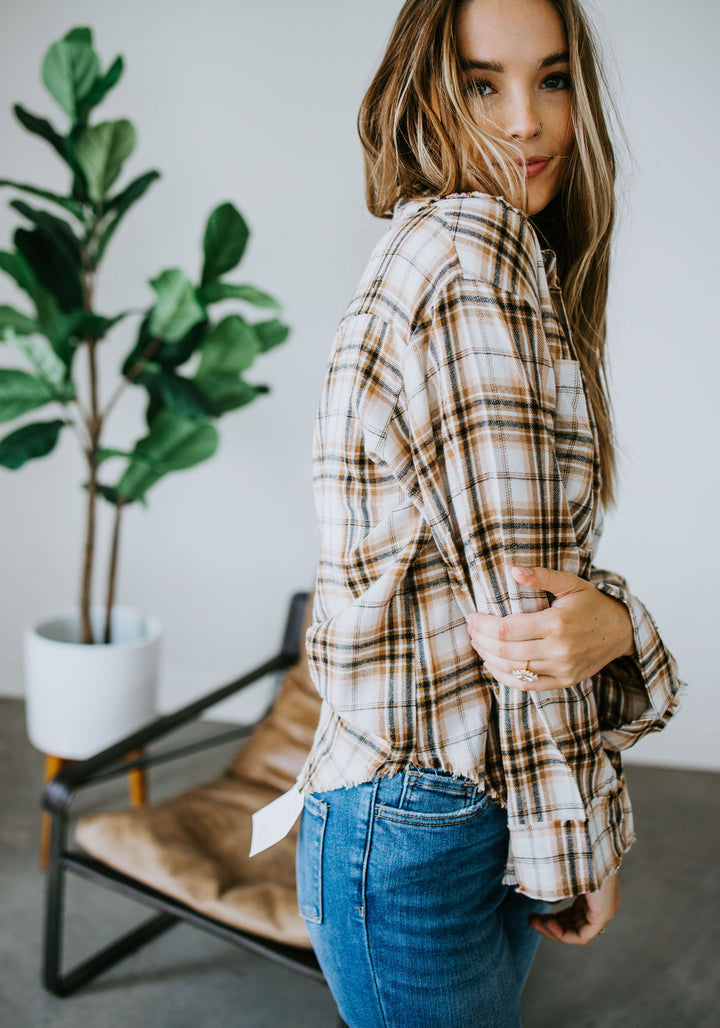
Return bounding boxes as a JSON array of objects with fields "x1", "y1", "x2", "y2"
[
  {"x1": 43, "y1": 807, "x2": 69, "y2": 991},
  {"x1": 43, "y1": 807, "x2": 177, "y2": 996}
]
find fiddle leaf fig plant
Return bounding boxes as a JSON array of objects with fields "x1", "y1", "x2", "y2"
[{"x1": 0, "y1": 26, "x2": 289, "y2": 646}]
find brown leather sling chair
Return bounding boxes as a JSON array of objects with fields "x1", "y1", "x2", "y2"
[{"x1": 42, "y1": 592, "x2": 347, "y2": 1026}]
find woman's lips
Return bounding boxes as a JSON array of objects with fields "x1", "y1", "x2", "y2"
[{"x1": 521, "y1": 157, "x2": 551, "y2": 178}]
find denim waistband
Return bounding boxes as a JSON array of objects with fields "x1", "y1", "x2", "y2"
[{"x1": 368, "y1": 763, "x2": 482, "y2": 808}]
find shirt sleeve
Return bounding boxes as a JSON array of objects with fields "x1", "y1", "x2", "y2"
[{"x1": 589, "y1": 564, "x2": 688, "y2": 750}]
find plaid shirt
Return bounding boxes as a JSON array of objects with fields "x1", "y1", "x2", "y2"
[{"x1": 294, "y1": 192, "x2": 687, "y2": 901}]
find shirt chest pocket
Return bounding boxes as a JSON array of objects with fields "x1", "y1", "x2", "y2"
[{"x1": 553, "y1": 358, "x2": 591, "y2": 433}]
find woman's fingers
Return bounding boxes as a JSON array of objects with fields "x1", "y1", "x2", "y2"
[
  {"x1": 468, "y1": 632, "x2": 545, "y2": 663},
  {"x1": 465, "y1": 612, "x2": 560, "y2": 678},
  {"x1": 466, "y1": 610, "x2": 548, "y2": 641},
  {"x1": 529, "y1": 875, "x2": 620, "y2": 945},
  {"x1": 530, "y1": 913, "x2": 602, "y2": 945}
]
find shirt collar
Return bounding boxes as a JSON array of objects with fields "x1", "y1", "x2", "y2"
[{"x1": 392, "y1": 193, "x2": 559, "y2": 285}]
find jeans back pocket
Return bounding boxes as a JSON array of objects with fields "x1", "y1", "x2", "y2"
[{"x1": 295, "y1": 794, "x2": 328, "y2": 924}]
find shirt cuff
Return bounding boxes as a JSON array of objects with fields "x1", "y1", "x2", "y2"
[{"x1": 590, "y1": 568, "x2": 688, "y2": 749}]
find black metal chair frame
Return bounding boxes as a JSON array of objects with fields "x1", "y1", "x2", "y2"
[{"x1": 42, "y1": 591, "x2": 344, "y2": 1023}]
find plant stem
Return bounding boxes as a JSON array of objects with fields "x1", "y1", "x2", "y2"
[
  {"x1": 79, "y1": 336, "x2": 100, "y2": 644},
  {"x1": 62, "y1": 406, "x2": 91, "y2": 453},
  {"x1": 103, "y1": 498, "x2": 126, "y2": 644},
  {"x1": 78, "y1": 204, "x2": 102, "y2": 644},
  {"x1": 102, "y1": 334, "x2": 164, "y2": 422},
  {"x1": 76, "y1": 203, "x2": 164, "y2": 645}
]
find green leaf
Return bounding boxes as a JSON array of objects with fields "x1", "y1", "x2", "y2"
[
  {"x1": 74, "y1": 120, "x2": 136, "y2": 202},
  {"x1": 97, "y1": 446, "x2": 166, "y2": 471},
  {"x1": 31, "y1": 297, "x2": 78, "y2": 367},
  {"x1": 0, "y1": 250, "x2": 39, "y2": 298},
  {"x1": 13, "y1": 103, "x2": 65, "y2": 149},
  {"x1": 122, "y1": 314, "x2": 208, "y2": 387},
  {"x1": 156, "y1": 369, "x2": 219, "y2": 420},
  {"x1": 104, "y1": 169, "x2": 161, "y2": 215},
  {"x1": 148, "y1": 269, "x2": 205, "y2": 343},
  {"x1": 131, "y1": 362, "x2": 218, "y2": 420},
  {"x1": 63, "y1": 309, "x2": 129, "y2": 341},
  {"x1": 14, "y1": 226, "x2": 84, "y2": 313},
  {"x1": 97, "y1": 446, "x2": 132, "y2": 465},
  {"x1": 144, "y1": 390, "x2": 164, "y2": 429},
  {"x1": 0, "y1": 418, "x2": 66, "y2": 469},
  {"x1": 196, "y1": 315, "x2": 259, "y2": 377},
  {"x1": 10, "y1": 203, "x2": 84, "y2": 314},
  {"x1": 80, "y1": 55, "x2": 124, "y2": 116},
  {"x1": 42, "y1": 34, "x2": 99, "y2": 123},
  {"x1": 0, "y1": 369, "x2": 56, "y2": 422},
  {"x1": 94, "y1": 169, "x2": 161, "y2": 264},
  {"x1": 64, "y1": 28, "x2": 93, "y2": 46},
  {"x1": 193, "y1": 374, "x2": 269, "y2": 415},
  {"x1": 11, "y1": 201, "x2": 83, "y2": 261},
  {"x1": 114, "y1": 408, "x2": 219, "y2": 503},
  {"x1": 0, "y1": 179, "x2": 85, "y2": 220},
  {"x1": 0, "y1": 259, "x2": 77, "y2": 367},
  {"x1": 4, "y1": 329, "x2": 71, "y2": 392},
  {"x1": 0, "y1": 306, "x2": 39, "y2": 337},
  {"x1": 197, "y1": 281, "x2": 281, "y2": 309},
  {"x1": 254, "y1": 318, "x2": 290, "y2": 353},
  {"x1": 95, "y1": 482, "x2": 120, "y2": 504},
  {"x1": 200, "y1": 203, "x2": 249, "y2": 285},
  {"x1": 12, "y1": 105, "x2": 89, "y2": 193}
]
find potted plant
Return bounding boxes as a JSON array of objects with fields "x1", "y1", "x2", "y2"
[{"x1": 0, "y1": 26, "x2": 289, "y2": 760}]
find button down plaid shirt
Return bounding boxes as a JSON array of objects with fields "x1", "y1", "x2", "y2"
[{"x1": 295, "y1": 192, "x2": 687, "y2": 901}]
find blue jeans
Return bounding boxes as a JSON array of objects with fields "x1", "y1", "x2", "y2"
[{"x1": 296, "y1": 765, "x2": 548, "y2": 1028}]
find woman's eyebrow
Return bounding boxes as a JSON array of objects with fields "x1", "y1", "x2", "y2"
[
  {"x1": 461, "y1": 51, "x2": 570, "y2": 73},
  {"x1": 540, "y1": 50, "x2": 570, "y2": 68}
]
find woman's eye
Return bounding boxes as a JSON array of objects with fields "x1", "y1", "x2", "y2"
[
  {"x1": 542, "y1": 73, "x2": 571, "y2": 90},
  {"x1": 467, "y1": 78, "x2": 495, "y2": 98}
]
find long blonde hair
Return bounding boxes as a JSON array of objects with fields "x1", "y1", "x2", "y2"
[{"x1": 358, "y1": 0, "x2": 620, "y2": 510}]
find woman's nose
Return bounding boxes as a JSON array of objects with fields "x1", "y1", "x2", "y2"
[{"x1": 504, "y1": 93, "x2": 542, "y2": 140}]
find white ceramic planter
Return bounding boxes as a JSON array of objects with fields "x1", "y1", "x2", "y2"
[{"x1": 24, "y1": 605, "x2": 162, "y2": 760}]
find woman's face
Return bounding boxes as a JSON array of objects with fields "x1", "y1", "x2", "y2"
[{"x1": 457, "y1": 0, "x2": 575, "y2": 215}]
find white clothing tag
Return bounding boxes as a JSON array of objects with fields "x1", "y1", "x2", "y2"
[{"x1": 249, "y1": 784, "x2": 304, "y2": 857}]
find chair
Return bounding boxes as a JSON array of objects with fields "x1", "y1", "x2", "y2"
[{"x1": 42, "y1": 591, "x2": 347, "y2": 1025}]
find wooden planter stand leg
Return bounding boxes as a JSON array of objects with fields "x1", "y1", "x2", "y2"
[
  {"x1": 40, "y1": 754, "x2": 68, "y2": 870},
  {"x1": 125, "y1": 748, "x2": 147, "y2": 806},
  {"x1": 40, "y1": 750, "x2": 148, "y2": 869}
]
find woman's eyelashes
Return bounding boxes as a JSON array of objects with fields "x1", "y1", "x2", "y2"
[
  {"x1": 541, "y1": 72, "x2": 571, "y2": 91},
  {"x1": 467, "y1": 78, "x2": 495, "y2": 98},
  {"x1": 465, "y1": 72, "x2": 571, "y2": 98}
]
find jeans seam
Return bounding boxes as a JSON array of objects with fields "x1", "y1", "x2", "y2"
[
  {"x1": 297, "y1": 800, "x2": 327, "y2": 924},
  {"x1": 360, "y1": 779, "x2": 390, "y2": 1028}
]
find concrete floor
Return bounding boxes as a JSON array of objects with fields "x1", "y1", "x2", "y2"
[{"x1": 0, "y1": 696, "x2": 718, "y2": 1028}]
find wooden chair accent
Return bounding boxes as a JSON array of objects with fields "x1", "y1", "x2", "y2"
[{"x1": 40, "y1": 751, "x2": 147, "y2": 869}]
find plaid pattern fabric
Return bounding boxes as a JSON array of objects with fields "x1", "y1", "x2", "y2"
[{"x1": 295, "y1": 193, "x2": 687, "y2": 900}]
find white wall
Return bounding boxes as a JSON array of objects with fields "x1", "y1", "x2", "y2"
[{"x1": 1, "y1": 1, "x2": 717, "y2": 770}]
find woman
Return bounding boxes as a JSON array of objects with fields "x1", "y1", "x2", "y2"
[{"x1": 286, "y1": 1, "x2": 685, "y2": 1025}]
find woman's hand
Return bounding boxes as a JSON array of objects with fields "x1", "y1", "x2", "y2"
[
  {"x1": 466, "y1": 565, "x2": 635, "y2": 692},
  {"x1": 528, "y1": 872, "x2": 621, "y2": 945}
]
